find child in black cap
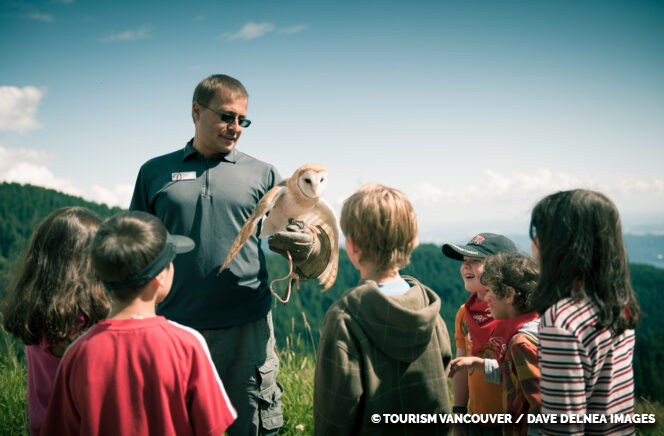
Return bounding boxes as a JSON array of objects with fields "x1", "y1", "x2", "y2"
[
  {"x1": 442, "y1": 233, "x2": 518, "y2": 436},
  {"x1": 41, "y1": 211, "x2": 237, "y2": 436}
]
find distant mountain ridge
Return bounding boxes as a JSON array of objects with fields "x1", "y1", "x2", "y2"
[{"x1": 505, "y1": 233, "x2": 664, "y2": 270}]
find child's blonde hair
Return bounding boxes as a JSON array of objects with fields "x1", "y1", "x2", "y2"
[
  {"x1": 2, "y1": 207, "x2": 110, "y2": 346},
  {"x1": 340, "y1": 183, "x2": 418, "y2": 272}
]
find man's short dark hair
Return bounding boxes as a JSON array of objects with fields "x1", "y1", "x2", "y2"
[{"x1": 193, "y1": 74, "x2": 248, "y2": 107}]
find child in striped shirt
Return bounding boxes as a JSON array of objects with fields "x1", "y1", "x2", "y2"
[{"x1": 529, "y1": 189, "x2": 640, "y2": 436}]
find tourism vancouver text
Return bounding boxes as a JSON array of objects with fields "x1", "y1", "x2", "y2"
[{"x1": 370, "y1": 413, "x2": 656, "y2": 425}]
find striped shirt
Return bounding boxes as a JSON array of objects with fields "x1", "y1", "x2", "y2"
[{"x1": 539, "y1": 297, "x2": 636, "y2": 436}]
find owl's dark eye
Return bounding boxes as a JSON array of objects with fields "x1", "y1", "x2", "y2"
[{"x1": 305, "y1": 178, "x2": 312, "y2": 184}]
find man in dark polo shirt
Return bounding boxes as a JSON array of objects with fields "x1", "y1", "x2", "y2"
[{"x1": 130, "y1": 74, "x2": 283, "y2": 435}]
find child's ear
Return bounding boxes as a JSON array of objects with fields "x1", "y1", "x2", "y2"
[
  {"x1": 153, "y1": 263, "x2": 173, "y2": 288},
  {"x1": 346, "y1": 238, "x2": 359, "y2": 257},
  {"x1": 505, "y1": 286, "x2": 516, "y2": 304}
]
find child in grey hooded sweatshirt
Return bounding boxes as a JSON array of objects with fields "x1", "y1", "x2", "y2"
[{"x1": 314, "y1": 183, "x2": 452, "y2": 436}]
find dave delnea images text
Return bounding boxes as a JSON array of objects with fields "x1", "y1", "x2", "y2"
[{"x1": 370, "y1": 413, "x2": 656, "y2": 425}]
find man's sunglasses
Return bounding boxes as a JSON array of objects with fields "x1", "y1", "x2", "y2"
[{"x1": 198, "y1": 102, "x2": 251, "y2": 128}]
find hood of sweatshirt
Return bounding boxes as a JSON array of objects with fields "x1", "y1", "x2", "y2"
[{"x1": 342, "y1": 276, "x2": 442, "y2": 363}]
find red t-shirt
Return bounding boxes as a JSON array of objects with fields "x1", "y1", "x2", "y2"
[{"x1": 41, "y1": 316, "x2": 236, "y2": 436}]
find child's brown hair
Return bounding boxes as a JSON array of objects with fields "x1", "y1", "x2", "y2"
[
  {"x1": 529, "y1": 189, "x2": 640, "y2": 335},
  {"x1": 2, "y1": 207, "x2": 110, "y2": 346},
  {"x1": 340, "y1": 183, "x2": 418, "y2": 272},
  {"x1": 480, "y1": 254, "x2": 539, "y2": 314},
  {"x1": 91, "y1": 211, "x2": 167, "y2": 302}
]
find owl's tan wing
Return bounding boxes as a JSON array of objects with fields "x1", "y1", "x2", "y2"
[
  {"x1": 299, "y1": 197, "x2": 339, "y2": 291},
  {"x1": 219, "y1": 184, "x2": 287, "y2": 274}
]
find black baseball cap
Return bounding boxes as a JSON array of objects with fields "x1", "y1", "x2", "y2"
[
  {"x1": 103, "y1": 232, "x2": 194, "y2": 290},
  {"x1": 442, "y1": 233, "x2": 518, "y2": 261}
]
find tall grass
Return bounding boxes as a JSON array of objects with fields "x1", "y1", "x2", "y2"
[
  {"x1": 634, "y1": 397, "x2": 664, "y2": 436},
  {"x1": 0, "y1": 315, "x2": 320, "y2": 436},
  {"x1": 276, "y1": 313, "x2": 316, "y2": 435},
  {"x1": 0, "y1": 328, "x2": 29, "y2": 436}
]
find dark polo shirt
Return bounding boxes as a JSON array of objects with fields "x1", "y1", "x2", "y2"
[{"x1": 130, "y1": 140, "x2": 282, "y2": 329}]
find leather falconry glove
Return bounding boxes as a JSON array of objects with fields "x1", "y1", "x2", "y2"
[{"x1": 267, "y1": 218, "x2": 331, "y2": 280}]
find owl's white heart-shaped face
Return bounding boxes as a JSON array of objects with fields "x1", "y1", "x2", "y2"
[{"x1": 297, "y1": 169, "x2": 328, "y2": 199}]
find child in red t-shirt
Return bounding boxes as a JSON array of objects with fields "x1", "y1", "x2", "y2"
[{"x1": 41, "y1": 211, "x2": 236, "y2": 436}]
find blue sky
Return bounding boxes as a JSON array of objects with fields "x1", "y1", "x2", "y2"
[{"x1": 2, "y1": 0, "x2": 663, "y2": 243}]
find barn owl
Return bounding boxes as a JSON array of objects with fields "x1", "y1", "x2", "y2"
[{"x1": 219, "y1": 164, "x2": 339, "y2": 291}]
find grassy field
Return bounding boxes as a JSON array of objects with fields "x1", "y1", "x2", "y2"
[
  {"x1": 0, "y1": 331, "x2": 28, "y2": 436},
  {"x1": 1, "y1": 321, "x2": 662, "y2": 436},
  {"x1": 0, "y1": 320, "x2": 318, "y2": 436},
  {"x1": 278, "y1": 314, "x2": 316, "y2": 435}
]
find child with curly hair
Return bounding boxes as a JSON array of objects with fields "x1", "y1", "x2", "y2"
[{"x1": 448, "y1": 254, "x2": 540, "y2": 436}]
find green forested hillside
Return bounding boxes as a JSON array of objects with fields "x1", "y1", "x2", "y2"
[
  {"x1": 629, "y1": 264, "x2": 664, "y2": 401},
  {"x1": 0, "y1": 183, "x2": 123, "y2": 289},
  {"x1": 1, "y1": 182, "x2": 662, "y2": 402},
  {"x1": 267, "y1": 246, "x2": 664, "y2": 402}
]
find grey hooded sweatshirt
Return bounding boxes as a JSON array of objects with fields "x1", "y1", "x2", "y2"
[{"x1": 314, "y1": 276, "x2": 452, "y2": 436}]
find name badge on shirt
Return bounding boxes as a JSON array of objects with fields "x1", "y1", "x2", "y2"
[{"x1": 172, "y1": 171, "x2": 196, "y2": 181}]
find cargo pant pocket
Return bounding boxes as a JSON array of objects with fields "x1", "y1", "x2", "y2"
[{"x1": 257, "y1": 357, "x2": 284, "y2": 432}]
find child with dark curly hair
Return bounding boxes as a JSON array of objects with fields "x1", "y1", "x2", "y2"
[{"x1": 448, "y1": 254, "x2": 540, "y2": 436}]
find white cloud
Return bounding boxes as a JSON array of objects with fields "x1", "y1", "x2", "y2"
[
  {"x1": 0, "y1": 146, "x2": 132, "y2": 208},
  {"x1": 484, "y1": 170, "x2": 513, "y2": 194},
  {"x1": 408, "y1": 168, "x2": 664, "y2": 239},
  {"x1": 2, "y1": 3, "x2": 55, "y2": 22},
  {"x1": 0, "y1": 86, "x2": 44, "y2": 133},
  {"x1": 411, "y1": 182, "x2": 444, "y2": 202},
  {"x1": 222, "y1": 22, "x2": 309, "y2": 40},
  {"x1": 412, "y1": 169, "x2": 664, "y2": 204},
  {"x1": 225, "y1": 22, "x2": 275, "y2": 40},
  {"x1": 25, "y1": 12, "x2": 54, "y2": 22},
  {"x1": 102, "y1": 26, "x2": 152, "y2": 43},
  {"x1": 278, "y1": 24, "x2": 308, "y2": 35},
  {"x1": 614, "y1": 177, "x2": 664, "y2": 195},
  {"x1": 89, "y1": 184, "x2": 134, "y2": 209},
  {"x1": 0, "y1": 146, "x2": 80, "y2": 195}
]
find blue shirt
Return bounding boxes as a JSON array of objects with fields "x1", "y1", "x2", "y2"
[{"x1": 378, "y1": 278, "x2": 411, "y2": 297}]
